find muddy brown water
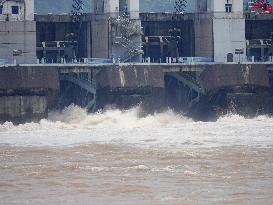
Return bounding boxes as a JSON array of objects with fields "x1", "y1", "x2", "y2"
[{"x1": 0, "y1": 106, "x2": 273, "y2": 205}]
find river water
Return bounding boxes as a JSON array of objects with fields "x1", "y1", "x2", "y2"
[{"x1": 0, "y1": 105, "x2": 273, "y2": 205}]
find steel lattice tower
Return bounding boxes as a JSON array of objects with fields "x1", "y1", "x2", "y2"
[{"x1": 174, "y1": 0, "x2": 187, "y2": 14}]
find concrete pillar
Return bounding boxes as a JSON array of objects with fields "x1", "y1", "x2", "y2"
[
  {"x1": 196, "y1": 0, "x2": 208, "y2": 12},
  {"x1": 160, "y1": 37, "x2": 164, "y2": 62},
  {"x1": 127, "y1": 0, "x2": 139, "y2": 19},
  {"x1": 87, "y1": 22, "x2": 92, "y2": 58},
  {"x1": 211, "y1": 0, "x2": 246, "y2": 62},
  {"x1": 25, "y1": 0, "x2": 35, "y2": 20},
  {"x1": 261, "y1": 47, "x2": 265, "y2": 62},
  {"x1": 194, "y1": 17, "x2": 213, "y2": 59},
  {"x1": 145, "y1": 43, "x2": 149, "y2": 58},
  {"x1": 57, "y1": 49, "x2": 61, "y2": 63}
]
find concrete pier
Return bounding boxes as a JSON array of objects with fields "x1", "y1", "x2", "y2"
[
  {"x1": 0, "y1": 66, "x2": 59, "y2": 123},
  {"x1": 95, "y1": 65, "x2": 165, "y2": 111}
]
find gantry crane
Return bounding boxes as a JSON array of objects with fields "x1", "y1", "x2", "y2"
[{"x1": 248, "y1": 0, "x2": 273, "y2": 14}]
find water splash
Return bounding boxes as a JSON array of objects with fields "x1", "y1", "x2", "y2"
[
  {"x1": 47, "y1": 104, "x2": 191, "y2": 129},
  {"x1": 0, "y1": 105, "x2": 273, "y2": 148}
]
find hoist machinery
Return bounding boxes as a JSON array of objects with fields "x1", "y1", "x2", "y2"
[{"x1": 248, "y1": 0, "x2": 273, "y2": 14}]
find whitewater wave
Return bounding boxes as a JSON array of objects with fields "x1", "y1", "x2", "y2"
[
  {"x1": 0, "y1": 105, "x2": 190, "y2": 131},
  {"x1": 48, "y1": 105, "x2": 191, "y2": 128},
  {"x1": 0, "y1": 105, "x2": 273, "y2": 148}
]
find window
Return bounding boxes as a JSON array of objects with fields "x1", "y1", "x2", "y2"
[
  {"x1": 11, "y1": 6, "x2": 19, "y2": 14},
  {"x1": 0, "y1": 5, "x2": 3, "y2": 14},
  {"x1": 225, "y1": 4, "x2": 232, "y2": 13}
]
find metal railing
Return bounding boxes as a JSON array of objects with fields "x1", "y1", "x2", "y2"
[
  {"x1": 1, "y1": 57, "x2": 273, "y2": 67},
  {"x1": 37, "y1": 58, "x2": 113, "y2": 65}
]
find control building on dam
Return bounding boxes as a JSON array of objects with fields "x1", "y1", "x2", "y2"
[
  {"x1": 34, "y1": 0, "x2": 273, "y2": 63},
  {"x1": 0, "y1": 0, "x2": 273, "y2": 123}
]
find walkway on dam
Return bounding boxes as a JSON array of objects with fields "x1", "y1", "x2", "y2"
[{"x1": 1, "y1": 62, "x2": 273, "y2": 73}]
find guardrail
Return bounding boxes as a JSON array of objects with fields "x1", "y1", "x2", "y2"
[
  {"x1": 1, "y1": 57, "x2": 273, "y2": 67},
  {"x1": 37, "y1": 58, "x2": 113, "y2": 64}
]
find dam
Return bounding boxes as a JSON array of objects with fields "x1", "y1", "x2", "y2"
[
  {"x1": 0, "y1": 0, "x2": 273, "y2": 123},
  {"x1": 1, "y1": 62, "x2": 273, "y2": 123}
]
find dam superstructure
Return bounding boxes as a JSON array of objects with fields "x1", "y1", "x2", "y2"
[
  {"x1": 0, "y1": 0, "x2": 36, "y2": 64},
  {"x1": 0, "y1": 0, "x2": 273, "y2": 123}
]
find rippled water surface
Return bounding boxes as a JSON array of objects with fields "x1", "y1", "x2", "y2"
[{"x1": 0, "y1": 106, "x2": 273, "y2": 204}]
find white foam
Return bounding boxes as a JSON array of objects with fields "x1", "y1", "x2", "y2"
[
  {"x1": 48, "y1": 105, "x2": 191, "y2": 128},
  {"x1": 0, "y1": 105, "x2": 273, "y2": 148}
]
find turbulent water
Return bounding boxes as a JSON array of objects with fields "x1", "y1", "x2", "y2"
[{"x1": 0, "y1": 105, "x2": 273, "y2": 205}]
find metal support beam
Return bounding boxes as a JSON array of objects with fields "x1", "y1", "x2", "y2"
[
  {"x1": 59, "y1": 74, "x2": 97, "y2": 111},
  {"x1": 59, "y1": 75, "x2": 96, "y2": 94},
  {"x1": 168, "y1": 72, "x2": 205, "y2": 95}
]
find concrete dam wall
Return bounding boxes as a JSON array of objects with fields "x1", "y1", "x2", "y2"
[
  {"x1": 96, "y1": 65, "x2": 165, "y2": 111},
  {"x1": 0, "y1": 63, "x2": 273, "y2": 123},
  {"x1": 0, "y1": 66, "x2": 59, "y2": 123},
  {"x1": 59, "y1": 65, "x2": 165, "y2": 112}
]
